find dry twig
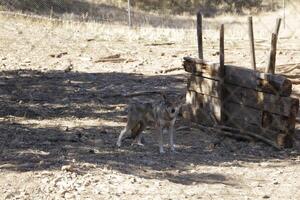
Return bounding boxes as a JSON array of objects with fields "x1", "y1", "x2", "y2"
[{"x1": 102, "y1": 90, "x2": 182, "y2": 98}]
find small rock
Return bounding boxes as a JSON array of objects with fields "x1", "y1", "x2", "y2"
[
  {"x1": 94, "y1": 139, "x2": 103, "y2": 146},
  {"x1": 212, "y1": 51, "x2": 220, "y2": 56},
  {"x1": 263, "y1": 195, "x2": 270, "y2": 199},
  {"x1": 131, "y1": 177, "x2": 137, "y2": 183},
  {"x1": 65, "y1": 192, "x2": 75, "y2": 199},
  {"x1": 41, "y1": 141, "x2": 51, "y2": 146},
  {"x1": 24, "y1": 58, "x2": 31, "y2": 63},
  {"x1": 260, "y1": 163, "x2": 269, "y2": 167},
  {"x1": 61, "y1": 165, "x2": 75, "y2": 172},
  {"x1": 64, "y1": 64, "x2": 73, "y2": 73},
  {"x1": 82, "y1": 163, "x2": 97, "y2": 169},
  {"x1": 89, "y1": 149, "x2": 95, "y2": 154}
]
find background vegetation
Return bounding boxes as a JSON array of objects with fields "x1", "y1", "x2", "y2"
[
  {"x1": 0, "y1": 0, "x2": 276, "y2": 16},
  {"x1": 126, "y1": 0, "x2": 264, "y2": 15}
]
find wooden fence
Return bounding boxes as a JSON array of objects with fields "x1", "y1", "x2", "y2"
[{"x1": 182, "y1": 12, "x2": 299, "y2": 148}]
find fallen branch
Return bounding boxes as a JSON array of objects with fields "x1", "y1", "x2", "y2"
[
  {"x1": 292, "y1": 80, "x2": 300, "y2": 84},
  {"x1": 192, "y1": 123, "x2": 253, "y2": 141},
  {"x1": 95, "y1": 58, "x2": 124, "y2": 63},
  {"x1": 102, "y1": 90, "x2": 182, "y2": 98},
  {"x1": 212, "y1": 128, "x2": 253, "y2": 141},
  {"x1": 49, "y1": 52, "x2": 68, "y2": 58},
  {"x1": 94, "y1": 54, "x2": 130, "y2": 63},
  {"x1": 145, "y1": 42, "x2": 175, "y2": 46},
  {"x1": 157, "y1": 67, "x2": 184, "y2": 74},
  {"x1": 215, "y1": 125, "x2": 282, "y2": 150},
  {"x1": 95, "y1": 58, "x2": 135, "y2": 63},
  {"x1": 176, "y1": 126, "x2": 191, "y2": 132},
  {"x1": 191, "y1": 123, "x2": 282, "y2": 150}
]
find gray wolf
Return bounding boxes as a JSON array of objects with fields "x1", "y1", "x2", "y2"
[{"x1": 116, "y1": 94, "x2": 183, "y2": 153}]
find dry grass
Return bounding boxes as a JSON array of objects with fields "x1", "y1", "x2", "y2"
[{"x1": 0, "y1": 3, "x2": 300, "y2": 199}]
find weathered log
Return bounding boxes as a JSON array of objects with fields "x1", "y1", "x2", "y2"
[
  {"x1": 183, "y1": 57, "x2": 292, "y2": 96},
  {"x1": 185, "y1": 90, "x2": 295, "y2": 148},
  {"x1": 224, "y1": 102, "x2": 295, "y2": 133},
  {"x1": 224, "y1": 84, "x2": 299, "y2": 117},
  {"x1": 188, "y1": 75, "x2": 220, "y2": 98},
  {"x1": 185, "y1": 91, "x2": 221, "y2": 125},
  {"x1": 183, "y1": 57, "x2": 220, "y2": 79},
  {"x1": 188, "y1": 75, "x2": 299, "y2": 117},
  {"x1": 277, "y1": 133, "x2": 293, "y2": 148}
]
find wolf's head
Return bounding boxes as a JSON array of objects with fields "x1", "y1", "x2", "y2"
[{"x1": 161, "y1": 93, "x2": 184, "y2": 120}]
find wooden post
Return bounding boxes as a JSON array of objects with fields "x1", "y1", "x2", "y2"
[
  {"x1": 183, "y1": 57, "x2": 293, "y2": 97},
  {"x1": 128, "y1": 0, "x2": 132, "y2": 28},
  {"x1": 219, "y1": 24, "x2": 226, "y2": 124},
  {"x1": 197, "y1": 11, "x2": 203, "y2": 59},
  {"x1": 265, "y1": 18, "x2": 281, "y2": 74},
  {"x1": 266, "y1": 33, "x2": 278, "y2": 74},
  {"x1": 220, "y1": 25, "x2": 224, "y2": 71},
  {"x1": 283, "y1": 0, "x2": 286, "y2": 29},
  {"x1": 248, "y1": 16, "x2": 256, "y2": 70},
  {"x1": 274, "y1": 18, "x2": 282, "y2": 37}
]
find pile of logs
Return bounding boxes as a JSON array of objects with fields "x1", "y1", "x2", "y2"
[{"x1": 183, "y1": 13, "x2": 299, "y2": 148}]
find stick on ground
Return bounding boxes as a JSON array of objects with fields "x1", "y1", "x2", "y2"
[
  {"x1": 215, "y1": 125, "x2": 282, "y2": 150},
  {"x1": 102, "y1": 90, "x2": 182, "y2": 98}
]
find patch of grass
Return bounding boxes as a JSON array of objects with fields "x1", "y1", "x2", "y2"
[{"x1": 0, "y1": 0, "x2": 74, "y2": 13}]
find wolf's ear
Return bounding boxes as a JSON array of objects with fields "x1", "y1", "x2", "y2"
[
  {"x1": 179, "y1": 94, "x2": 185, "y2": 101},
  {"x1": 161, "y1": 92, "x2": 167, "y2": 100},
  {"x1": 180, "y1": 94, "x2": 185, "y2": 100},
  {"x1": 176, "y1": 94, "x2": 185, "y2": 105}
]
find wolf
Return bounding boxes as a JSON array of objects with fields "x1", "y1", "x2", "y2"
[{"x1": 116, "y1": 94, "x2": 183, "y2": 154}]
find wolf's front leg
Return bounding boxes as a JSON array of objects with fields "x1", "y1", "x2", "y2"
[
  {"x1": 169, "y1": 122, "x2": 176, "y2": 152},
  {"x1": 158, "y1": 126, "x2": 165, "y2": 154}
]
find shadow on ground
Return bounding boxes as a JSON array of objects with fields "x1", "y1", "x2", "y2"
[{"x1": 0, "y1": 69, "x2": 299, "y2": 186}]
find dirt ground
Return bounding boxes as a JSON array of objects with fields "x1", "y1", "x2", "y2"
[{"x1": 0, "y1": 11, "x2": 300, "y2": 200}]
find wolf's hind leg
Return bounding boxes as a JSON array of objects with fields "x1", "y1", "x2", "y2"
[
  {"x1": 117, "y1": 126, "x2": 130, "y2": 147},
  {"x1": 169, "y1": 124, "x2": 176, "y2": 152},
  {"x1": 132, "y1": 122, "x2": 145, "y2": 146}
]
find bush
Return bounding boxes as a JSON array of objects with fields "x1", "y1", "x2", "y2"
[{"x1": 124, "y1": 0, "x2": 263, "y2": 15}]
